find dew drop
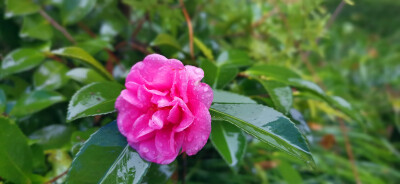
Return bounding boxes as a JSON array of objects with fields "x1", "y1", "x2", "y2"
[
  {"x1": 203, "y1": 87, "x2": 209, "y2": 92},
  {"x1": 143, "y1": 147, "x2": 149, "y2": 153},
  {"x1": 195, "y1": 68, "x2": 203, "y2": 74}
]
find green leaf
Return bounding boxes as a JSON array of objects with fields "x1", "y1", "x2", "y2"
[
  {"x1": 10, "y1": 90, "x2": 65, "y2": 117},
  {"x1": 151, "y1": 33, "x2": 181, "y2": 50},
  {"x1": 210, "y1": 120, "x2": 247, "y2": 170},
  {"x1": 194, "y1": 37, "x2": 214, "y2": 60},
  {"x1": 0, "y1": 117, "x2": 33, "y2": 184},
  {"x1": 20, "y1": 13, "x2": 53, "y2": 40},
  {"x1": 210, "y1": 103, "x2": 315, "y2": 168},
  {"x1": 76, "y1": 38, "x2": 112, "y2": 55},
  {"x1": 0, "y1": 89, "x2": 6, "y2": 114},
  {"x1": 66, "y1": 68, "x2": 107, "y2": 84},
  {"x1": 61, "y1": 0, "x2": 97, "y2": 25},
  {"x1": 216, "y1": 50, "x2": 252, "y2": 67},
  {"x1": 33, "y1": 61, "x2": 69, "y2": 90},
  {"x1": 200, "y1": 59, "x2": 238, "y2": 89},
  {"x1": 0, "y1": 48, "x2": 45, "y2": 78},
  {"x1": 67, "y1": 82, "x2": 124, "y2": 122},
  {"x1": 277, "y1": 160, "x2": 303, "y2": 184},
  {"x1": 29, "y1": 125, "x2": 73, "y2": 150},
  {"x1": 245, "y1": 64, "x2": 301, "y2": 82},
  {"x1": 51, "y1": 47, "x2": 113, "y2": 80},
  {"x1": 142, "y1": 163, "x2": 177, "y2": 184},
  {"x1": 4, "y1": 0, "x2": 39, "y2": 18},
  {"x1": 213, "y1": 90, "x2": 256, "y2": 104},
  {"x1": 67, "y1": 121, "x2": 150, "y2": 184},
  {"x1": 257, "y1": 80, "x2": 293, "y2": 114}
]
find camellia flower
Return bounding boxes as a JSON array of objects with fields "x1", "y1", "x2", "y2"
[{"x1": 115, "y1": 54, "x2": 213, "y2": 164}]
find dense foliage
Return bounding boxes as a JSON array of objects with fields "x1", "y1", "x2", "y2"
[{"x1": 1, "y1": 0, "x2": 399, "y2": 183}]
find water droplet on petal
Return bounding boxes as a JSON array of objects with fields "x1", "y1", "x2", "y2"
[
  {"x1": 143, "y1": 147, "x2": 149, "y2": 153},
  {"x1": 203, "y1": 87, "x2": 209, "y2": 92},
  {"x1": 195, "y1": 68, "x2": 203, "y2": 74}
]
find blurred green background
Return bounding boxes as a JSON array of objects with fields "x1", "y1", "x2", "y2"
[{"x1": 1, "y1": 0, "x2": 400, "y2": 183}]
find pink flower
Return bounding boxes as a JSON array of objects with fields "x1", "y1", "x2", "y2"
[{"x1": 115, "y1": 54, "x2": 213, "y2": 164}]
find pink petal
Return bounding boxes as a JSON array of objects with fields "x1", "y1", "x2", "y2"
[
  {"x1": 182, "y1": 100, "x2": 211, "y2": 155},
  {"x1": 115, "y1": 96, "x2": 144, "y2": 137},
  {"x1": 185, "y1": 65, "x2": 204, "y2": 83},
  {"x1": 187, "y1": 82, "x2": 213, "y2": 108},
  {"x1": 128, "y1": 113, "x2": 155, "y2": 143},
  {"x1": 170, "y1": 98, "x2": 194, "y2": 132},
  {"x1": 149, "y1": 110, "x2": 169, "y2": 129}
]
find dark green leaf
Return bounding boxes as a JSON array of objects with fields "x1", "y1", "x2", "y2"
[
  {"x1": 67, "y1": 121, "x2": 150, "y2": 184},
  {"x1": 210, "y1": 103, "x2": 315, "y2": 168},
  {"x1": 0, "y1": 117, "x2": 32, "y2": 184},
  {"x1": 10, "y1": 90, "x2": 65, "y2": 117},
  {"x1": 257, "y1": 80, "x2": 293, "y2": 114},
  {"x1": 142, "y1": 163, "x2": 177, "y2": 184},
  {"x1": 66, "y1": 68, "x2": 107, "y2": 84},
  {"x1": 4, "y1": 0, "x2": 39, "y2": 18},
  {"x1": 51, "y1": 47, "x2": 113, "y2": 80},
  {"x1": 33, "y1": 61, "x2": 69, "y2": 90},
  {"x1": 0, "y1": 48, "x2": 45, "y2": 78},
  {"x1": 213, "y1": 90, "x2": 256, "y2": 104},
  {"x1": 61, "y1": 0, "x2": 97, "y2": 25},
  {"x1": 20, "y1": 13, "x2": 53, "y2": 40},
  {"x1": 216, "y1": 50, "x2": 252, "y2": 67},
  {"x1": 0, "y1": 89, "x2": 6, "y2": 114},
  {"x1": 210, "y1": 120, "x2": 247, "y2": 170},
  {"x1": 151, "y1": 33, "x2": 181, "y2": 50},
  {"x1": 245, "y1": 64, "x2": 301, "y2": 82},
  {"x1": 29, "y1": 125, "x2": 73, "y2": 150},
  {"x1": 77, "y1": 38, "x2": 112, "y2": 55},
  {"x1": 67, "y1": 82, "x2": 123, "y2": 121},
  {"x1": 201, "y1": 59, "x2": 238, "y2": 89}
]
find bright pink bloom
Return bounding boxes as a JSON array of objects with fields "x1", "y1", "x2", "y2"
[{"x1": 115, "y1": 54, "x2": 213, "y2": 164}]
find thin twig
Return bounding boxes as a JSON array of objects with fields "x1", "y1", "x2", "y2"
[
  {"x1": 338, "y1": 118, "x2": 361, "y2": 184},
  {"x1": 251, "y1": 8, "x2": 279, "y2": 28},
  {"x1": 45, "y1": 169, "x2": 69, "y2": 184},
  {"x1": 131, "y1": 15, "x2": 147, "y2": 40},
  {"x1": 179, "y1": 0, "x2": 195, "y2": 60},
  {"x1": 39, "y1": 9, "x2": 76, "y2": 44}
]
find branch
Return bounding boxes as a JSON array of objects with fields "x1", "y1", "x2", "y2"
[
  {"x1": 179, "y1": 0, "x2": 195, "y2": 60},
  {"x1": 39, "y1": 9, "x2": 76, "y2": 44},
  {"x1": 44, "y1": 169, "x2": 69, "y2": 184}
]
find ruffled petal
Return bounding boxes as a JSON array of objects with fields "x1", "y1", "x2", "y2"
[
  {"x1": 182, "y1": 100, "x2": 211, "y2": 155},
  {"x1": 115, "y1": 96, "x2": 144, "y2": 137},
  {"x1": 149, "y1": 109, "x2": 169, "y2": 129}
]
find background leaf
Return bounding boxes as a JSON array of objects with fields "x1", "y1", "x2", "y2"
[
  {"x1": 51, "y1": 47, "x2": 113, "y2": 80},
  {"x1": 29, "y1": 125, "x2": 73, "y2": 150},
  {"x1": 0, "y1": 117, "x2": 33, "y2": 184},
  {"x1": 20, "y1": 13, "x2": 53, "y2": 41},
  {"x1": 61, "y1": 0, "x2": 97, "y2": 25},
  {"x1": 10, "y1": 90, "x2": 65, "y2": 117},
  {"x1": 33, "y1": 61, "x2": 69, "y2": 90},
  {"x1": 66, "y1": 67, "x2": 107, "y2": 84},
  {"x1": 4, "y1": 0, "x2": 39, "y2": 18},
  {"x1": 0, "y1": 48, "x2": 45, "y2": 78}
]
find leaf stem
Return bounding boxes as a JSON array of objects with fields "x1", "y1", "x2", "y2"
[
  {"x1": 39, "y1": 9, "x2": 76, "y2": 44},
  {"x1": 44, "y1": 169, "x2": 69, "y2": 184},
  {"x1": 179, "y1": 0, "x2": 195, "y2": 61}
]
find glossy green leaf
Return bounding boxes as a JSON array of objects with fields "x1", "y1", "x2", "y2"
[
  {"x1": 210, "y1": 103, "x2": 315, "y2": 168},
  {"x1": 0, "y1": 48, "x2": 45, "y2": 78},
  {"x1": 0, "y1": 117, "x2": 32, "y2": 184},
  {"x1": 210, "y1": 120, "x2": 247, "y2": 170},
  {"x1": 142, "y1": 163, "x2": 177, "y2": 184},
  {"x1": 66, "y1": 67, "x2": 107, "y2": 84},
  {"x1": 61, "y1": 0, "x2": 97, "y2": 25},
  {"x1": 67, "y1": 121, "x2": 150, "y2": 184},
  {"x1": 51, "y1": 47, "x2": 113, "y2": 80},
  {"x1": 194, "y1": 37, "x2": 214, "y2": 60},
  {"x1": 29, "y1": 125, "x2": 73, "y2": 150},
  {"x1": 20, "y1": 13, "x2": 53, "y2": 40},
  {"x1": 67, "y1": 82, "x2": 123, "y2": 121},
  {"x1": 99, "y1": 146, "x2": 151, "y2": 184},
  {"x1": 0, "y1": 89, "x2": 6, "y2": 114},
  {"x1": 4, "y1": 0, "x2": 39, "y2": 18},
  {"x1": 10, "y1": 90, "x2": 65, "y2": 117},
  {"x1": 151, "y1": 33, "x2": 181, "y2": 50},
  {"x1": 77, "y1": 38, "x2": 112, "y2": 55},
  {"x1": 245, "y1": 64, "x2": 301, "y2": 82},
  {"x1": 216, "y1": 50, "x2": 252, "y2": 67},
  {"x1": 213, "y1": 90, "x2": 256, "y2": 104},
  {"x1": 257, "y1": 80, "x2": 293, "y2": 114},
  {"x1": 33, "y1": 61, "x2": 69, "y2": 90},
  {"x1": 201, "y1": 59, "x2": 238, "y2": 89}
]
